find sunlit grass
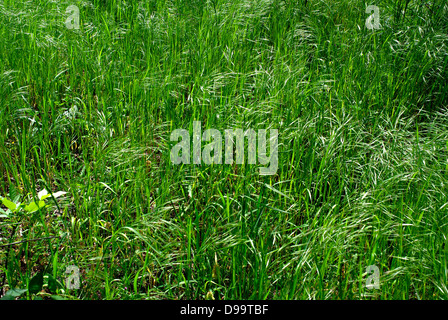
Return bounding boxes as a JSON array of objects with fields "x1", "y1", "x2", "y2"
[{"x1": 0, "y1": 0, "x2": 448, "y2": 300}]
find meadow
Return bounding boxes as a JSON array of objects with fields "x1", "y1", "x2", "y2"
[{"x1": 0, "y1": 0, "x2": 448, "y2": 300}]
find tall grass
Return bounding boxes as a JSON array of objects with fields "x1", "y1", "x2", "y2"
[{"x1": 1, "y1": 0, "x2": 448, "y2": 299}]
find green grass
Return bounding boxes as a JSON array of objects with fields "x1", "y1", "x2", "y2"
[{"x1": 0, "y1": 0, "x2": 448, "y2": 300}]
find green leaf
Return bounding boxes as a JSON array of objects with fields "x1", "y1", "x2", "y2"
[
  {"x1": 47, "y1": 274, "x2": 58, "y2": 293},
  {"x1": 0, "y1": 196, "x2": 16, "y2": 211},
  {"x1": 24, "y1": 202, "x2": 37, "y2": 212},
  {"x1": 0, "y1": 288, "x2": 27, "y2": 300},
  {"x1": 50, "y1": 295, "x2": 66, "y2": 300},
  {"x1": 29, "y1": 272, "x2": 44, "y2": 294},
  {"x1": 0, "y1": 207, "x2": 9, "y2": 217},
  {"x1": 24, "y1": 201, "x2": 46, "y2": 213}
]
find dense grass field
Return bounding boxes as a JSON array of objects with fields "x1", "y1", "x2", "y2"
[{"x1": 1, "y1": 0, "x2": 448, "y2": 300}]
